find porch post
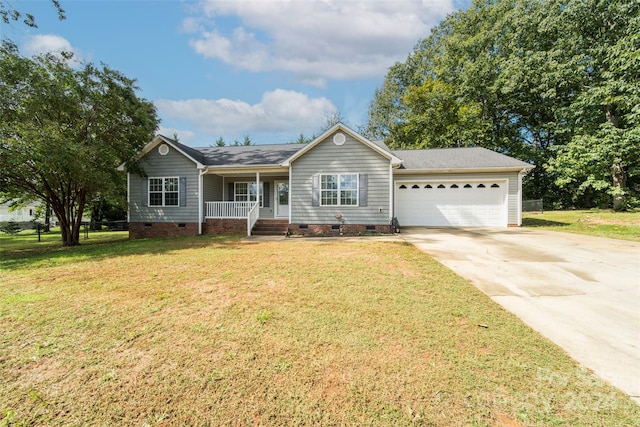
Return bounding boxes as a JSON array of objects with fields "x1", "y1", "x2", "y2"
[
  {"x1": 198, "y1": 167, "x2": 207, "y2": 235},
  {"x1": 256, "y1": 172, "x2": 260, "y2": 214}
]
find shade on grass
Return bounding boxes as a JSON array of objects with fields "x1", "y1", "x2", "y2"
[{"x1": 1, "y1": 235, "x2": 638, "y2": 426}]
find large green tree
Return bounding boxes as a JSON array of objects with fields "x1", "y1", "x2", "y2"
[
  {"x1": 0, "y1": 43, "x2": 158, "y2": 245},
  {"x1": 549, "y1": 1, "x2": 640, "y2": 209},
  {"x1": 367, "y1": 0, "x2": 639, "y2": 209}
]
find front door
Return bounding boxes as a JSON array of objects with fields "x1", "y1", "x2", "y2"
[{"x1": 275, "y1": 180, "x2": 289, "y2": 218}]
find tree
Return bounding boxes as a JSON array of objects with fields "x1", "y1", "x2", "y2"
[
  {"x1": 549, "y1": 1, "x2": 640, "y2": 210},
  {"x1": 367, "y1": 0, "x2": 639, "y2": 209},
  {"x1": 214, "y1": 136, "x2": 226, "y2": 147},
  {"x1": 1, "y1": 0, "x2": 65, "y2": 28},
  {"x1": 231, "y1": 135, "x2": 252, "y2": 146},
  {"x1": 89, "y1": 193, "x2": 127, "y2": 229},
  {"x1": 400, "y1": 77, "x2": 486, "y2": 148},
  {"x1": 0, "y1": 43, "x2": 159, "y2": 245},
  {"x1": 291, "y1": 133, "x2": 315, "y2": 144},
  {"x1": 317, "y1": 110, "x2": 347, "y2": 135}
]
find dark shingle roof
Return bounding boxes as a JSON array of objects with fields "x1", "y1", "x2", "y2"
[
  {"x1": 195, "y1": 144, "x2": 306, "y2": 167},
  {"x1": 162, "y1": 136, "x2": 208, "y2": 165},
  {"x1": 393, "y1": 147, "x2": 532, "y2": 170},
  {"x1": 160, "y1": 134, "x2": 531, "y2": 171}
]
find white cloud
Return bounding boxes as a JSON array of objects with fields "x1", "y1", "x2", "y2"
[
  {"x1": 186, "y1": 0, "x2": 455, "y2": 85},
  {"x1": 155, "y1": 89, "x2": 337, "y2": 143},
  {"x1": 22, "y1": 34, "x2": 87, "y2": 64},
  {"x1": 156, "y1": 127, "x2": 197, "y2": 144}
]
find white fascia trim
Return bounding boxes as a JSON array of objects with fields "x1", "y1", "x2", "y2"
[
  {"x1": 393, "y1": 166, "x2": 534, "y2": 175},
  {"x1": 394, "y1": 178, "x2": 509, "y2": 185}
]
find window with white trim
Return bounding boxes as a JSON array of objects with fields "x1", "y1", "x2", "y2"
[
  {"x1": 149, "y1": 177, "x2": 179, "y2": 206},
  {"x1": 321, "y1": 173, "x2": 358, "y2": 206},
  {"x1": 235, "y1": 182, "x2": 264, "y2": 207}
]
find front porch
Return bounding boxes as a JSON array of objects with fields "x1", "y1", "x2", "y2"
[
  {"x1": 204, "y1": 201, "x2": 289, "y2": 236},
  {"x1": 201, "y1": 170, "x2": 290, "y2": 236},
  {"x1": 204, "y1": 201, "x2": 261, "y2": 236}
]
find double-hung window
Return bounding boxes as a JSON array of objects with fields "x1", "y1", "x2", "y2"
[
  {"x1": 321, "y1": 173, "x2": 358, "y2": 206},
  {"x1": 234, "y1": 182, "x2": 263, "y2": 207},
  {"x1": 149, "y1": 177, "x2": 179, "y2": 207}
]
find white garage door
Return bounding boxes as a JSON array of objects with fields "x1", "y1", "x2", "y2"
[{"x1": 394, "y1": 181, "x2": 507, "y2": 227}]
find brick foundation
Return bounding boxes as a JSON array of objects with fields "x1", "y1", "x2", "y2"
[
  {"x1": 203, "y1": 218, "x2": 247, "y2": 235},
  {"x1": 129, "y1": 222, "x2": 199, "y2": 239},
  {"x1": 288, "y1": 223, "x2": 392, "y2": 236}
]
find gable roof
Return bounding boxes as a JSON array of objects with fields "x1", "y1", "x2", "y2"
[
  {"x1": 393, "y1": 146, "x2": 534, "y2": 172},
  {"x1": 281, "y1": 123, "x2": 402, "y2": 167},
  {"x1": 120, "y1": 127, "x2": 533, "y2": 174},
  {"x1": 117, "y1": 135, "x2": 207, "y2": 171}
]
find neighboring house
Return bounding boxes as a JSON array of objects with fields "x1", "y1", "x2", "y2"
[
  {"x1": 0, "y1": 201, "x2": 40, "y2": 223},
  {"x1": 119, "y1": 123, "x2": 534, "y2": 238}
]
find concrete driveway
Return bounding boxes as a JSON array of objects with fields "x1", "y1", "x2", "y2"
[{"x1": 402, "y1": 227, "x2": 640, "y2": 403}]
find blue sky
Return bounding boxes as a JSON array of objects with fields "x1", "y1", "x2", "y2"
[{"x1": 2, "y1": 0, "x2": 470, "y2": 146}]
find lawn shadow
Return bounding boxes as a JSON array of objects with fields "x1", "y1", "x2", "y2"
[
  {"x1": 522, "y1": 217, "x2": 570, "y2": 227},
  {"x1": 0, "y1": 234, "x2": 244, "y2": 271}
]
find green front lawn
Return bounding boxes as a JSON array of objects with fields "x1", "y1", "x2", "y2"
[
  {"x1": 1, "y1": 234, "x2": 638, "y2": 426},
  {"x1": 523, "y1": 209, "x2": 640, "y2": 242}
]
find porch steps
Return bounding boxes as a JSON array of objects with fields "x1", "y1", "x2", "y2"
[{"x1": 251, "y1": 219, "x2": 289, "y2": 236}]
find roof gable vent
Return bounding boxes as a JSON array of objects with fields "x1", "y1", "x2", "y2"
[{"x1": 333, "y1": 132, "x2": 346, "y2": 146}]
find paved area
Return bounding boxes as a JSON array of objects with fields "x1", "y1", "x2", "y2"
[{"x1": 401, "y1": 227, "x2": 640, "y2": 404}]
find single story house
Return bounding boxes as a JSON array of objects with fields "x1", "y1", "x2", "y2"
[
  {"x1": 119, "y1": 123, "x2": 534, "y2": 238},
  {"x1": 0, "y1": 201, "x2": 40, "y2": 224}
]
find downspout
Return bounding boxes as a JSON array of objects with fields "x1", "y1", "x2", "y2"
[
  {"x1": 517, "y1": 170, "x2": 524, "y2": 226},
  {"x1": 389, "y1": 163, "x2": 394, "y2": 221},
  {"x1": 126, "y1": 172, "x2": 130, "y2": 223},
  {"x1": 198, "y1": 167, "x2": 208, "y2": 235},
  {"x1": 288, "y1": 165, "x2": 292, "y2": 222}
]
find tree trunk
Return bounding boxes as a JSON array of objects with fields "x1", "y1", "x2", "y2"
[
  {"x1": 50, "y1": 190, "x2": 86, "y2": 246},
  {"x1": 612, "y1": 162, "x2": 627, "y2": 210},
  {"x1": 58, "y1": 215, "x2": 73, "y2": 246},
  {"x1": 606, "y1": 105, "x2": 626, "y2": 210},
  {"x1": 44, "y1": 201, "x2": 51, "y2": 232}
]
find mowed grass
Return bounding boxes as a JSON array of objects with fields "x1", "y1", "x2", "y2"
[
  {"x1": 1, "y1": 234, "x2": 639, "y2": 426},
  {"x1": 523, "y1": 209, "x2": 640, "y2": 242}
]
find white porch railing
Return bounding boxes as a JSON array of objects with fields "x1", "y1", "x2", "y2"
[
  {"x1": 247, "y1": 202, "x2": 259, "y2": 236},
  {"x1": 204, "y1": 201, "x2": 259, "y2": 236},
  {"x1": 205, "y1": 201, "x2": 255, "y2": 219}
]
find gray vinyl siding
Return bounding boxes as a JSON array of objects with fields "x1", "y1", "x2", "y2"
[
  {"x1": 291, "y1": 132, "x2": 391, "y2": 225},
  {"x1": 203, "y1": 174, "x2": 223, "y2": 202},
  {"x1": 129, "y1": 146, "x2": 200, "y2": 222},
  {"x1": 393, "y1": 171, "x2": 521, "y2": 225}
]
